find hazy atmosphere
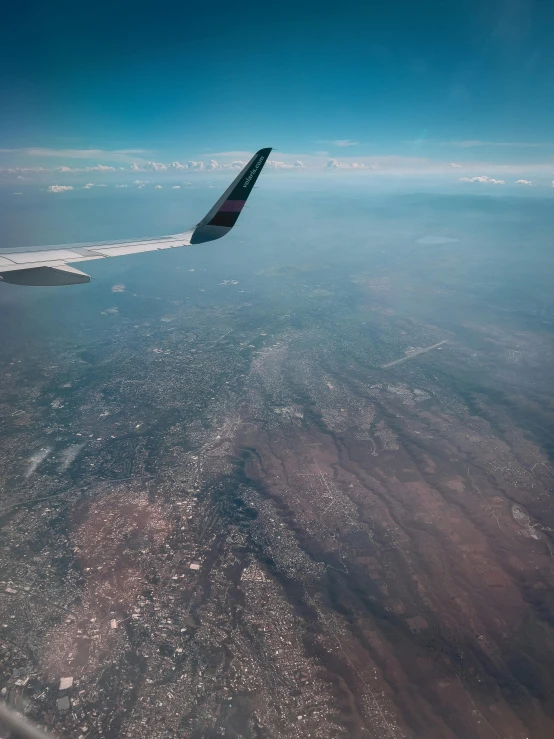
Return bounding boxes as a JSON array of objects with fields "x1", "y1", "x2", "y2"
[{"x1": 2, "y1": 2, "x2": 554, "y2": 738}]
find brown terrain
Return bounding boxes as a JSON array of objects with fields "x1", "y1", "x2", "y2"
[{"x1": 2, "y1": 227, "x2": 554, "y2": 739}]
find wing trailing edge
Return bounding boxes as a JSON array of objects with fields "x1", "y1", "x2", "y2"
[{"x1": 0, "y1": 264, "x2": 91, "y2": 286}]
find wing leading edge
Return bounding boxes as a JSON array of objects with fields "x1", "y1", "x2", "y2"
[{"x1": 0, "y1": 147, "x2": 272, "y2": 286}]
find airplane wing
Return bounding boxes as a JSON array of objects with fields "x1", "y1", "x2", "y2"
[{"x1": 0, "y1": 147, "x2": 271, "y2": 286}]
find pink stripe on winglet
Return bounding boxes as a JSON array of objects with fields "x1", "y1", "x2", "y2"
[{"x1": 219, "y1": 200, "x2": 246, "y2": 212}]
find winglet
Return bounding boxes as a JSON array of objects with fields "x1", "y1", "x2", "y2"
[{"x1": 190, "y1": 147, "x2": 272, "y2": 244}]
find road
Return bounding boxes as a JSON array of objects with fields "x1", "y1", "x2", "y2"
[{"x1": 382, "y1": 340, "x2": 448, "y2": 368}]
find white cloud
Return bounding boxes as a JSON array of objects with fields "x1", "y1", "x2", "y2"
[
  {"x1": 267, "y1": 160, "x2": 298, "y2": 169},
  {"x1": 205, "y1": 159, "x2": 246, "y2": 170},
  {"x1": 137, "y1": 184, "x2": 145, "y2": 189},
  {"x1": 155, "y1": 185, "x2": 162, "y2": 189},
  {"x1": 326, "y1": 159, "x2": 367, "y2": 169},
  {"x1": 210, "y1": 150, "x2": 253, "y2": 158},
  {"x1": 255, "y1": 158, "x2": 302, "y2": 170},
  {"x1": 46, "y1": 163, "x2": 117, "y2": 173},
  {"x1": 6, "y1": 148, "x2": 554, "y2": 183},
  {"x1": 145, "y1": 161, "x2": 167, "y2": 171},
  {"x1": 0, "y1": 166, "x2": 47, "y2": 174},
  {"x1": 515, "y1": 179, "x2": 532, "y2": 185},
  {"x1": 172, "y1": 185, "x2": 180, "y2": 189},
  {"x1": 319, "y1": 139, "x2": 359, "y2": 147},
  {"x1": 47, "y1": 185, "x2": 74, "y2": 193},
  {"x1": 0, "y1": 154, "x2": 460, "y2": 178},
  {"x1": 115, "y1": 184, "x2": 128, "y2": 188},
  {"x1": 0, "y1": 147, "x2": 149, "y2": 160},
  {"x1": 441, "y1": 140, "x2": 545, "y2": 148},
  {"x1": 13, "y1": 191, "x2": 23, "y2": 195},
  {"x1": 336, "y1": 139, "x2": 359, "y2": 147},
  {"x1": 82, "y1": 183, "x2": 94, "y2": 189},
  {"x1": 459, "y1": 175, "x2": 505, "y2": 185}
]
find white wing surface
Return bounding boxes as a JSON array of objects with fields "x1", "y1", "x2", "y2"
[{"x1": 0, "y1": 147, "x2": 271, "y2": 286}]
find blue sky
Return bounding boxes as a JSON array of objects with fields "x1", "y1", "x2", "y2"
[{"x1": 1, "y1": 0, "x2": 554, "y2": 185}]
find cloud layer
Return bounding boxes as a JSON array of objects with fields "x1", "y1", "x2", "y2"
[
  {"x1": 325, "y1": 159, "x2": 378, "y2": 169},
  {"x1": 459, "y1": 175, "x2": 505, "y2": 185},
  {"x1": 1, "y1": 147, "x2": 549, "y2": 188},
  {"x1": 0, "y1": 147, "x2": 148, "y2": 163},
  {"x1": 319, "y1": 139, "x2": 359, "y2": 147},
  {"x1": 47, "y1": 185, "x2": 74, "y2": 192}
]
